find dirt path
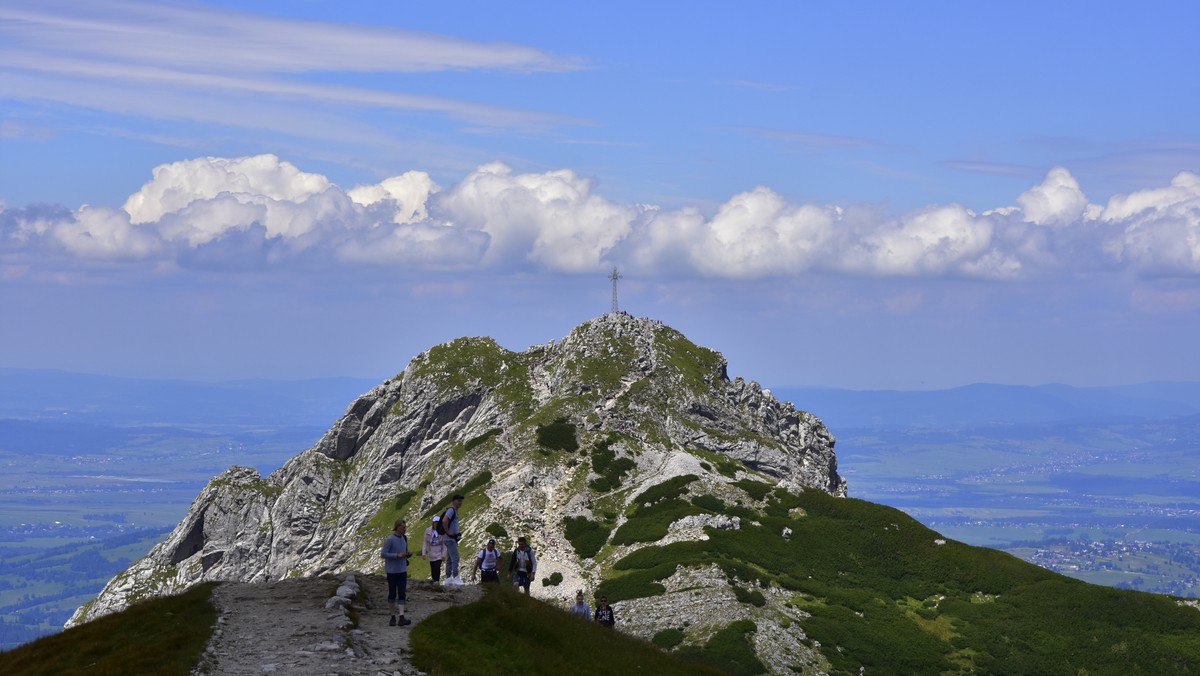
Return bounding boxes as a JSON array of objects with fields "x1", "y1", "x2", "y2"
[{"x1": 193, "y1": 574, "x2": 482, "y2": 675}]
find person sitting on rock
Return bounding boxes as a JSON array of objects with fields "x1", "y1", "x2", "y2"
[
  {"x1": 381, "y1": 518, "x2": 413, "y2": 626},
  {"x1": 422, "y1": 515, "x2": 447, "y2": 584},
  {"x1": 473, "y1": 538, "x2": 503, "y2": 583},
  {"x1": 508, "y1": 536, "x2": 537, "y2": 594}
]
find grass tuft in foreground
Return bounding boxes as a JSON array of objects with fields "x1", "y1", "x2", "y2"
[
  {"x1": 0, "y1": 582, "x2": 217, "y2": 676},
  {"x1": 411, "y1": 584, "x2": 725, "y2": 676}
]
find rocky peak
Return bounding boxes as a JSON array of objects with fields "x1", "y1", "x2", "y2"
[{"x1": 69, "y1": 314, "x2": 844, "y2": 672}]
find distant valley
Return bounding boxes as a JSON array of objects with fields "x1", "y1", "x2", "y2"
[
  {"x1": 777, "y1": 383, "x2": 1200, "y2": 597},
  {"x1": 1, "y1": 369, "x2": 1198, "y2": 648}
]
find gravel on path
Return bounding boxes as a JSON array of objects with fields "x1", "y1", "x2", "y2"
[{"x1": 193, "y1": 574, "x2": 482, "y2": 675}]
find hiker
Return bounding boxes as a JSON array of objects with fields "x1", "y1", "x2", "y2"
[
  {"x1": 381, "y1": 518, "x2": 413, "y2": 626},
  {"x1": 473, "y1": 538, "x2": 503, "y2": 583},
  {"x1": 422, "y1": 515, "x2": 447, "y2": 584},
  {"x1": 594, "y1": 595, "x2": 615, "y2": 627},
  {"x1": 568, "y1": 590, "x2": 591, "y2": 619},
  {"x1": 442, "y1": 494, "x2": 464, "y2": 585},
  {"x1": 508, "y1": 536, "x2": 537, "y2": 594}
]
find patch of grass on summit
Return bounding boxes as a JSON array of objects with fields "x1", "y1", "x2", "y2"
[{"x1": 655, "y1": 328, "x2": 726, "y2": 392}]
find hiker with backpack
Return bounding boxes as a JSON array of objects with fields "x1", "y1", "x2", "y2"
[
  {"x1": 508, "y1": 536, "x2": 537, "y2": 594},
  {"x1": 422, "y1": 515, "x2": 447, "y2": 584},
  {"x1": 473, "y1": 538, "x2": 503, "y2": 583},
  {"x1": 441, "y1": 494, "x2": 464, "y2": 585},
  {"x1": 381, "y1": 518, "x2": 413, "y2": 627}
]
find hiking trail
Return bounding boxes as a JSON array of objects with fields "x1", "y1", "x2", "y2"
[{"x1": 193, "y1": 574, "x2": 482, "y2": 675}]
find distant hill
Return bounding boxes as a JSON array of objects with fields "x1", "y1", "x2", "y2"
[
  {"x1": 0, "y1": 368, "x2": 380, "y2": 427},
  {"x1": 772, "y1": 382, "x2": 1200, "y2": 429}
]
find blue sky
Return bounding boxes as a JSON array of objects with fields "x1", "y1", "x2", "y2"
[{"x1": 2, "y1": 0, "x2": 1199, "y2": 389}]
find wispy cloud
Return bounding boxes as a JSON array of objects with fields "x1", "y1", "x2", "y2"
[
  {"x1": 941, "y1": 160, "x2": 1037, "y2": 177},
  {"x1": 741, "y1": 127, "x2": 887, "y2": 151},
  {"x1": 0, "y1": 0, "x2": 586, "y2": 132},
  {"x1": 0, "y1": 1, "x2": 582, "y2": 73}
]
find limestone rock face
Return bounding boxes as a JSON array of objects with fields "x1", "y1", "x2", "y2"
[{"x1": 69, "y1": 313, "x2": 845, "y2": 673}]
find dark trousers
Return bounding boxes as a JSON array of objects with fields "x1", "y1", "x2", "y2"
[
  {"x1": 386, "y1": 572, "x2": 407, "y2": 603},
  {"x1": 481, "y1": 568, "x2": 500, "y2": 583},
  {"x1": 430, "y1": 559, "x2": 443, "y2": 582}
]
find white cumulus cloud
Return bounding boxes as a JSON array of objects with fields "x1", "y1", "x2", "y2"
[
  {"x1": 1102, "y1": 171, "x2": 1200, "y2": 274},
  {"x1": 437, "y1": 162, "x2": 639, "y2": 272},
  {"x1": 1016, "y1": 166, "x2": 1090, "y2": 227},
  {"x1": 5, "y1": 156, "x2": 1200, "y2": 280}
]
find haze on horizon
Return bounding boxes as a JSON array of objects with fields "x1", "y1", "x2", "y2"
[{"x1": 2, "y1": 1, "x2": 1199, "y2": 390}]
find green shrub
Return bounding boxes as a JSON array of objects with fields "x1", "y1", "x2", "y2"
[
  {"x1": 691, "y1": 494, "x2": 725, "y2": 512},
  {"x1": 562, "y1": 516, "x2": 611, "y2": 559},
  {"x1": 486, "y1": 522, "x2": 508, "y2": 539},
  {"x1": 678, "y1": 619, "x2": 766, "y2": 676},
  {"x1": 733, "y1": 586, "x2": 766, "y2": 607},
  {"x1": 542, "y1": 571, "x2": 564, "y2": 587},
  {"x1": 612, "y1": 499, "x2": 702, "y2": 546},
  {"x1": 464, "y1": 428, "x2": 502, "y2": 452},
  {"x1": 652, "y1": 628, "x2": 685, "y2": 650},
  {"x1": 632, "y1": 474, "x2": 698, "y2": 507},
  {"x1": 733, "y1": 479, "x2": 772, "y2": 501},
  {"x1": 601, "y1": 567, "x2": 670, "y2": 603},
  {"x1": 590, "y1": 434, "x2": 637, "y2": 492},
  {"x1": 537, "y1": 417, "x2": 579, "y2": 453}
]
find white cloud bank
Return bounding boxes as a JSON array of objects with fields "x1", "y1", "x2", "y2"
[{"x1": 3, "y1": 155, "x2": 1200, "y2": 279}]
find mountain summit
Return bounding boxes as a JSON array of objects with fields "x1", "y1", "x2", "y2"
[
  {"x1": 61, "y1": 314, "x2": 1200, "y2": 674},
  {"x1": 70, "y1": 314, "x2": 843, "y2": 626}
]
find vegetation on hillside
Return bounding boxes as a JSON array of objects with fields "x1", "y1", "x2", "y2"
[
  {"x1": 606, "y1": 487, "x2": 1200, "y2": 674},
  {"x1": 0, "y1": 582, "x2": 217, "y2": 676},
  {"x1": 411, "y1": 584, "x2": 725, "y2": 676}
]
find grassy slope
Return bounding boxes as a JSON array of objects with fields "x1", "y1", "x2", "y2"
[
  {"x1": 609, "y1": 487, "x2": 1200, "y2": 675},
  {"x1": 3, "y1": 491, "x2": 1200, "y2": 675},
  {"x1": 411, "y1": 584, "x2": 726, "y2": 676},
  {"x1": 0, "y1": 581, "x2": 722, "y2": 676},
  {"x1": 0, "y1": 582, "x2": 217, "y2": 676}
]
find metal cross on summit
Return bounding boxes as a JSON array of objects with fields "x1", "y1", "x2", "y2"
[{"x1": 609, "y1": 266, "x2": 622, "y2": 313}]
